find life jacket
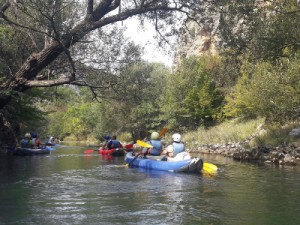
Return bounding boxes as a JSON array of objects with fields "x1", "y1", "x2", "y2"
[
  {"x1": 32, "y1": 138, "x2": 40, "y2": 147},
  {"x1": 149, "y1": 140, "x2": 163, "y2": 156},
  {"x1": 108, "y1": 140, "x2": 121, "y2": 149},
  {"x1": 20, "y1": 139, "x2": 32, "y2": 148},
  {"x1": 172, "y1": 142, "x2": 185, "y2": 157}
]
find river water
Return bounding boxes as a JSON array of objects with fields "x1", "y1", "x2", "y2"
[{"x1": 0, "y1": 145, "x2": 299, "y2": 225}]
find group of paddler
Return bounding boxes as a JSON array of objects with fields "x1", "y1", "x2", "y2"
[{"x1": 86, "y1": 127, "x2": 219, "y2": 175}]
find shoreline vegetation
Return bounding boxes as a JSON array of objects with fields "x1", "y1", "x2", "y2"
[
  {"x1": 2, "y1": 118, "x2": 300, "y2": 167},
  {"x1": 185, "y1": 119, "x2": 300, "y2": 166},
  {"x1": 82, "y1": 118, "x2": 300, "y2": 167}
]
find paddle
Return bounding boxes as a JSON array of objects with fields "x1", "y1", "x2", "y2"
[
  {"x1": 159, "y1": 127, "x2": 168, "y2": 137},
  {"x1": 83, "y1": 149, "x2": 98, "y2": 154},
  {"x1": 136, "y1": 140, "x2": 153, "y2": 148},
  {"x1": 125, "y1": 140, "x2": 153, "y2": 167},
  {"x1": 202, "y1": 162, "x2": 218, "y2": 174}
]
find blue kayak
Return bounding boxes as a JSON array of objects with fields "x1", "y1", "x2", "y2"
[
  {"x1": 6, "y1": 147, "x2": 51, "y2": 156},
  {"x1": 125, "y1": 152, "x2": 203, "y2": 173}
]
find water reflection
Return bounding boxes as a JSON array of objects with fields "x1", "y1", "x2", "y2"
[{"x1": 0, "y1": 146, "x2": 299, "y2": 225}]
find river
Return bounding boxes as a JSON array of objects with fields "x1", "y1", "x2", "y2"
[{"x1": 0, "y1": 145, "x2": 299, "y2": 225}]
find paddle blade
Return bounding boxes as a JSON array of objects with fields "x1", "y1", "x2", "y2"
[
  {"x1": 84, "y1": 149, "x2": 96, "y2": 154},
  {"x1": 202, "y1": 162, "x2": 218, "y2": 174},
  {"x1": 136, "y1": 140, "x2": 153, "y2": 148},
  {"x1": 159, "y1": 127, "x2": 168, "y2": 137}
]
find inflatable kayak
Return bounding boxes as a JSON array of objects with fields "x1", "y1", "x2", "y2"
[
  {"x1": 98, "y1": 148, "x2": 125, "y2": 156},
  {"x1": 124, "y1": 152, "x2": 203, "y2": 173},
  {"x1": 6, "y1": 147, "x2": 51, "y2": 156}
]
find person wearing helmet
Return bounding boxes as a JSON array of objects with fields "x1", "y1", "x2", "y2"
[
  {"x1": 101, "y1": 134, "x2": 111, "y2": 149},
  {"x1": 20, "y1": 133, "x2": 34, "y2": 148},
  {"x1": 161, "y1": 133, "x2": 190, "y2": 161},
  {"x1": 107, "y1": 135, "x2": 123, "y2": 150},
  {"x1": 142, "y1": 131, "x2": 163, "y2": 156}
]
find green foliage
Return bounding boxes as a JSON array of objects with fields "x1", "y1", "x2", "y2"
[
  {"x1": 162, "y1": 56, "x2": 224, "y2": 131},
  {"x1": 110, "y1": 62, "x2": 169, "y2": 138},
  {"x1": 4, "y1": 89, "x2": 48, "y2": 138},
  {"x1": 251, "y1": 0, "x2": 300, "y2": 61},
  {"x1": 224, "y1": 56, "x2": 300, "y2": 122},
  {"x1": 0, "y1": 26, "x2": 19, "y2": 80},
  {"x1": 45, "y1": 62, "x2": 169, "y2": 141}
]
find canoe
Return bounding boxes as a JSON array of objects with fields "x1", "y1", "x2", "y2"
[
  {"x1": 6, "y1": 147, "x2": 51, "y2": 156},
  {"x1": 124, "y1": 152, "x2": 203, "y2": 173},
  {"x1": 98, "y1": 148, "x2": 125, "y2": 156}
]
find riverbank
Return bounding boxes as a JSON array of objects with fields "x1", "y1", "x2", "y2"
[
  {"x1": 184, "y1": 120, "x2": 300, "y2": 167},
  {"x1": 188, "y1": 141, "x2": 300, "y2": 166}
]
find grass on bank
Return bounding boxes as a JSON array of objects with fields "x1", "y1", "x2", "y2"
[{"x1": 184, "y1": 118, "x2": 300, "y2": 149}]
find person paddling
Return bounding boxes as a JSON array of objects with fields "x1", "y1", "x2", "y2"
[
  {"x1": 161, "y1": 133, "x2": 191, "y2": 161},
  {"x1": 20, "y1": 133, "x2": 34, "y2": 148},
  {"x1": 31, "y1": 133, "x2": 41, "y2": 148},
  {"x1": 142, "y1": 131, "x2": 163, "y2": 156},
  {"x1": 102, "y1": 134, "x2": 111, "y2": 149},
  {"x1": 107, "y1": 135, "x2": 123, "y2": 149}
]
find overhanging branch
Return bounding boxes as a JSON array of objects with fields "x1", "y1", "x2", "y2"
[{"x1": 25, "y1": 75, "x2": 75, "y2": 87}]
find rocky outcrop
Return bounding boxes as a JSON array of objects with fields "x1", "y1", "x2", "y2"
[
  {"x1": 174, "y1": 8, "x2": 221, "y2": 65},
  {"x1": 174, "y1": 1, "x2": 273, "y2": 64}
]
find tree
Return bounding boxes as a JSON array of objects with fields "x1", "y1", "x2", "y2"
[
  {"x1": 0, "y1": 0, "x2": 202, "y2": 110},
  {"x1": 0, "y1": 0, "x2": 212, "y2": 146},
  {"x1": 224, "y1": 57, "x2": 300, "y2": 123},
  {"x1": 161, "y1": 56, "x2": 223, "y2": 131},
  {"x1": 106, "y1": 62, "x2": 169, "y2": 140},
  {"x1": 223, "y1": 0, "x2": 300, "y2": 123},
  {"x1": 250, "y1": 0, "x2": 300, "y2": 61}
]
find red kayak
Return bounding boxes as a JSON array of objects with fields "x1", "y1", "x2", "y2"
[
  {"x1": 98, "y1": 148, "x2": 114, "y2": 155},
  {"x1": 99, "y1": 148, "x2": 125, "y2": 156},
  {"x1": 84, "y1": 144, "x2": 134, "y2": 156}
]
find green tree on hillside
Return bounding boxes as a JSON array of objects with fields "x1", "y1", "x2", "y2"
[
  {"x1": 224, "y1": 57, "x2": 300, "y2": 123},
  {"x1": 224, "y1": 0, "x2": 300, "y2": 122},
  {"x1": 162, "y1": 57, "x2": 223, "y2": 131}
]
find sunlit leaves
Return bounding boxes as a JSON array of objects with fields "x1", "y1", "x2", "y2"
[{"x1": 224, "y1": 57, "x2": 300, "y2": 122}]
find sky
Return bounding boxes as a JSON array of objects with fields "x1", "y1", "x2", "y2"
[{"x1": 122, "y1": 17, "x2": 174, "y2": 68}]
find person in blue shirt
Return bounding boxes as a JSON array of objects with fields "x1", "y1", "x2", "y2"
[
  {"x1": 102, "y1": 134, "x2": 111, "y2": 149},
  {"x1": 107, "y1": 135, "x2": 123, "y2": 149}
]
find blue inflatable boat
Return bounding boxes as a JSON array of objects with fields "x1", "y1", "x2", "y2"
[
  {"x1": 6, "y1": 147, "x2": 52, "y2": 156},
  {"x1": 125, "y1": 152, "x2": 203, "y2": 173}
]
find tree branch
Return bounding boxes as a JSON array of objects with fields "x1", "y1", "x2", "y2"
[
  {"x1": 87, "y1": 0, "x2": 94, "y2": 15},
  {"x1": 92, "y1": 0, "x2": 119, "y2": 21},
  {"x1": 93, "y1": 5, "x2": 185, "y2": 29},
  {"x1": 24, "y1": 74, "x2": 75, "y2": 87}
]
